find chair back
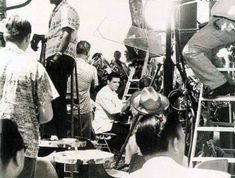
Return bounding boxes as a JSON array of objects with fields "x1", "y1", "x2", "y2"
[{"x1": 75, "y1": 136, "x2": 96, "y2": 149}]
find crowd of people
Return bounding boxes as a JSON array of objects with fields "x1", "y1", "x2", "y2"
[{"x1": 0, "y1": 0, "x2": 235, "y2": 177}]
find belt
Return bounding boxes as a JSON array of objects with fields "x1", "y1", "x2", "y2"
[{"x1": 213, "y1": 15, "x2": 235, "y2": 23}]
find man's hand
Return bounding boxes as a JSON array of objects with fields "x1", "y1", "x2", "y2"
[
  {"x1": 31, "y1": 34, "x2": 45, "y2": 51},
  {"x1": 46, "y1": 54, "x2": 60, "y2": 70}
]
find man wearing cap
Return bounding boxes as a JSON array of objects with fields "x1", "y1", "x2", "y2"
[{"x1": 93, "y1": 72, "x2": 129, "y2": 151}]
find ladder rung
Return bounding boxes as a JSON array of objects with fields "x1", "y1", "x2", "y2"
[
  {"x1": 210, "y1": 122, "x2": 235, "y2": 127},
  {"x1": 223, "y1": 148, "x2": 235, "y2": 151},
  {"x1": 217, "y1": 68, "x2": 235, "y2": 71},
  {"x1": 129, "y1": 79, "x2": 139, "y2": 82},
  {"x1": 192, "y1": 157, "x2": 235, "y2": 163},
  {"x1": 201, "y1": 95, "x2": 235, "y2": 102},
  {"x1": 196, "y1": 127, "x2": 235, "y2": 132},
  {"x1": 129, "y1": 87, "x2": 139, "y2": 89}
]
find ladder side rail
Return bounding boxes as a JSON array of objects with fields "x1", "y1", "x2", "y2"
[{"x1": 189, "y1": 85, "x2": 204, "y2": 168}]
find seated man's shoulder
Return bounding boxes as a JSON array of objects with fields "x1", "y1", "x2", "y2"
[{"x1": 98, "y1": 85, "x2": 108, "y2": 93}]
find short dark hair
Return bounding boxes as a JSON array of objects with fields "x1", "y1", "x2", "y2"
[
  {"x1": 136, "y1": 112, "x2": 182, "y2": 156},
  {"x1": 107, "y1": 72, "x2": 120, "y2": 81},
  {"x1": 114, "y1": 51, "x2": 121, "y2": 55},
  {"x1": 3, "y1": 15, "x2": 31, "y2": 43},
  {"x1": 0, "y1": 119, "x2": 24, "y2": 168},
  {"x1": 92, "y1": 52, "x2": 102, "y2": 59},
  {"x1": 139, "y1": 75, "x2": 152, "y2": 89},
  {"x1": 76, "y1": 40, "x2": 91, "y2": 55}
]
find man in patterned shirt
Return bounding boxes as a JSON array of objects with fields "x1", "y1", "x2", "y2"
[
  {"x1": 0, "y1": 15, "x2": 58, "y2": 178},
  {"x1": 44, "y1": 0, "x2": 79, "y2": 138}
]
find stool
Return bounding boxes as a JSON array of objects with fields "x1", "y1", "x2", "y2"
[
  {"x1": 53, "y1": 150, "x2": 115, "y2": 178},
  {"x1": 95, "y1": 133, "x2": 116, "y2": 152}
]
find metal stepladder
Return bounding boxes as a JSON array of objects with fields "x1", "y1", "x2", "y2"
[
  {"x1": 190, "y1": 69, "x2": 235, "y2": 175},
  {"x1": 121, "y1": 66, "x2": 139, "y2": 102}
]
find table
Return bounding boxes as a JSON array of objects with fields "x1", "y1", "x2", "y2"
[
  {"x1": 39, "y1": 139, "x2": 87, "y2": 178},
  {"x1": 39, "y1": 139, "x2": 87, "y2": 148},
  {"x1": 54, "y1": 149, "x2": 114, "y2": 165},
  {"x1": 53, "y1": 150, "x2": 114, "y2": 178}
]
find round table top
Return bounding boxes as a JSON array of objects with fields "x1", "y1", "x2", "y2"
[
  {"x1": 54, "y1": 149, "x2": 114, "y2": 165},
  {"x1": 39, "y1": 138, "x2": 87, "y2": 148}
]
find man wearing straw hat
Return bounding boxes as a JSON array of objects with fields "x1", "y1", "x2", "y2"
[{"x1": 125, "y1": 86, "x2": 169, "y2": 167}]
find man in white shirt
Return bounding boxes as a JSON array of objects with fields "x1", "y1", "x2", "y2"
[
  {"x1": 129, "y1": 112, "x2": 231, "y2": 178},
  {"x1": 183, "y1": 0, "x2": 235, "y2": 99},
  {"x1": 93, "y1": 72, "x2": 129, "y2": 151}
]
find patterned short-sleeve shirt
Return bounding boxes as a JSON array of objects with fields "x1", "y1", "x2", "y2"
[
  {"x1": 74, "y1": 58, "x2": 98, "y2": 114},
  {"x1": 0, "y1": 43, "x2": 59, "y2": 158},
  {"x1": 46, "y1": 0, "x2": 79, "y2": 59}
]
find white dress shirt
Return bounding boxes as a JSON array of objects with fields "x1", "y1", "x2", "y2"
[
  {"x1": 129, "y1": 156, "x2": 231, "y2": 178},
  {"x1": 92, "y1": 85, "x2": 123, "y2": 133}
]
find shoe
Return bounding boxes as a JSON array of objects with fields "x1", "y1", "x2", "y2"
[{"x1": 203, "y1": 82, "x2": 231, "y2": 99}]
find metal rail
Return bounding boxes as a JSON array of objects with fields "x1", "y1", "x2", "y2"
[{"x1": 6, "y1": 0, "x2": 32, "y2": 11}]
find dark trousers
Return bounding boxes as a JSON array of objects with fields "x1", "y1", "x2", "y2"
[
  {"x1": 43, "y1": 55, "x2": 74, "y2": 138},
  {"x1": 74, "y1": 112, "x2": 93, "y2": 139},
  {"x1": 18, "y1": 157, "x2": 36, "y2": 178},
  {"x1": 80, "y1": 112, "x2": 93, "y2": 139},
  {"x1": 108, "y1": 122, "x2": 130, "y2": 151}
]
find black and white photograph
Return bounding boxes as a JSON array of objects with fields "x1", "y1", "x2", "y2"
[{"x1": 0, "y1": 0, "x2": 234, "y2": 177}]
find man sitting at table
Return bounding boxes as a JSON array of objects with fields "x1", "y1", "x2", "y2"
[{"x1": 92, "y1": 72, "x2": 129, "y2": 151}]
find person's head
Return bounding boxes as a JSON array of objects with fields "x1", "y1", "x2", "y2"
[
  {"x1": 139, "y1": 75, "x2": 152, "y2": 89},
  {"x1": 136, "y1": 112, "x2": 185, "y2": 164},
  {"x1": 114, "y1": 50, "x2": 121, "y2": 62},
  {"x1": 92, "y1": 53, "x2": 102, "y2": 60},
  {"x1": 130, "y1": 87, "x2": 169, "y2": 115},
  {"x1": 3, "y1": 15, "x2": 31, "y2": 51},
  {"x1": 76, "y1": 40, "x2": 91, "y2": 59},
  {"x1": 107, "y1": 72, "x2": 120, "y2": 91},
  {"x1": 0, "y1": 119, "x2": 25, "y2": 178},
  {"x1": 49, "y1": 0, "x2": 62, "y2": 6}
]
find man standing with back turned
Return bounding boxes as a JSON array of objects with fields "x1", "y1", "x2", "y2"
[
  {"x1": 44, "y1": 0, "x2": 79, "y2": 138},
  {"x1": 72, "y1": 41, "x2": 98, "y2": 138}
]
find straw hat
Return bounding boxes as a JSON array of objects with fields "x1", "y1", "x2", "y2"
[{"x1": 130, "y1": 86, "x2": 169, "y2": 115}]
